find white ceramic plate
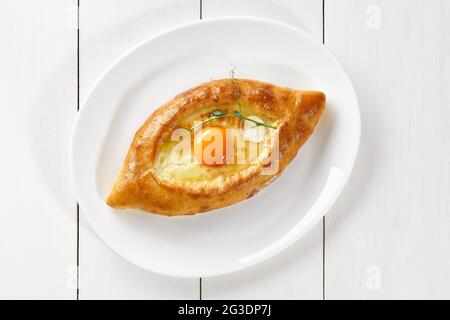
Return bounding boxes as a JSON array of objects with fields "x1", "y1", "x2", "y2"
[{"x1": 70, "y1": 17, "x2": 360, "y2": 278}]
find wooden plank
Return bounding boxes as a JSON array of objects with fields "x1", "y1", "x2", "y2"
[
  {"x1": 78, "y1": 0, "x2": 200, "y2": 299},
  {"x1": 0, "y1": 0, "x2": 77, "y2": 299},
  {"x1": 325, "y1": 0, "x2": 450, "y2": 299},
  {"x1": 201, "y1": 0, "x2": 324, "y2": 299}
]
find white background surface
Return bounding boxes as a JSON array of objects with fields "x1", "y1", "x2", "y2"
[{"x1": 0, "y1": 0, "x2": 449, "y2": 299}]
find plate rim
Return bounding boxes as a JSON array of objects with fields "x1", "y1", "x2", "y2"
[{"x1": 70, "y1": 16, "x2": 361, "y2": 278}]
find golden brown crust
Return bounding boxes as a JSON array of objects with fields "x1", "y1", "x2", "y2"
[{"x1": 106, "y1": 79, "x2": 326, "y2": 216}]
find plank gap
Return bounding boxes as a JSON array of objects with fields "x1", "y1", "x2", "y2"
[
  {"x1": 322, "y1": 0, "x2": 326, "y2": 44},
  {"x1": 76, "y1": 0, "x2": 80, "y2": 301},
  {"x1": 322, "y1": 0, "x2": 326, "y2": 301}
]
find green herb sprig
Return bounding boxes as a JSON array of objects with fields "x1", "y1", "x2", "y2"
[{"x1": 189, "y1": 70, "x2": 277, "y2": 131}]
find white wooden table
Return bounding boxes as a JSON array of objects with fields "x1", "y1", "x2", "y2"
[{"x1": 1, "y1": 0, "x2": 449, "y2": 300}]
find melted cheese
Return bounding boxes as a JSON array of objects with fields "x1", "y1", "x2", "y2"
[{"x1": 153, "y1": 113, "x2": 275, "y2": 184}]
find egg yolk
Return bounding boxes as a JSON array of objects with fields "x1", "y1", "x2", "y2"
[{"x1": 193, "y1": 126, "x2": 235, "y2": 166}]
